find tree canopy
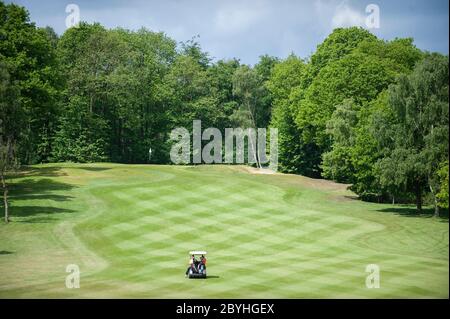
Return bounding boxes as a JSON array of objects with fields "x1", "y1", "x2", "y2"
[{"x1": 1, "y1": 1, "x2": 448, "y2": 220}]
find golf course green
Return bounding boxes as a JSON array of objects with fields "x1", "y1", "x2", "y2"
[{"x1": 0, "y1": 163, "x2": 448, "y2": 298}]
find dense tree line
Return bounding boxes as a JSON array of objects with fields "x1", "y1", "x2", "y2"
[
  {"x1": 1, "y1": 1, "x2": 448, "y2": 221},
  {"x1": 267, "y1": 28, "x2": 448, "y2": 215}
]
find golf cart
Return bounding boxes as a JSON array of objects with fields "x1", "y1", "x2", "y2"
[{"x1": 186, "y1": 251, "x2": 207, "y2": 279}]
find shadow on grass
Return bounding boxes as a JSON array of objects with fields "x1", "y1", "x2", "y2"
[
  {"x1": 73, "y1": 166, "x2": 112, "y2": 171},
  {"x1": 376, "y1": 206, "x2": 449, "y2": 222},
  {"x1": 11, "y1": 206, "x2": 75, "y2": 220},
  {"x1": 206, "y1": 275, "x2": 220, "y2": 279},
  {"x1": 9, "y1": 178, "x2": 75, "y2": 202},
  {"x1": 0, "y1": 250, "x2": 14, "y2": 255},
  {"x1": 9, "y1": 166, "x2": 68, "y2": 179},
  {"x1": 1, "y1": 166, "x2": 78, "y2": 223}
]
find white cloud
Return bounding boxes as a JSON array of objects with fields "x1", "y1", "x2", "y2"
[
  {"x1": 214, "y1": 0, "x2": 269, "y2": 35},
  {"x1": 331, "y1": 2, "x2": 366, "y2": 28},
  {"x1": 11, "y1": 0, "x2": 449, "y2": 65}
]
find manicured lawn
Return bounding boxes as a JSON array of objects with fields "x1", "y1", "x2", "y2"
[{"x1": 0, "y1": 163, "x2": 448, "y2": 298}]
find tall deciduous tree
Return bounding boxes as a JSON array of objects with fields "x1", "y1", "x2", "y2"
[
  {"x1": 267, "y1": 54, "x2": 318, "y2": 175},
  {"x1": 231, "y1": 65, "x2": 267, "y2": 167},
  {"x1": 436, "y1": 161, "x2": 449, "y2": 209},
  {"x1": 375, "y1": 53, "x2": 449, "y2": 215},
  {"x1": 0, "y1": 61, "x2": 21, "y2": 223},
  {"x1": 321, "y1": 38, "x2": 423, "y2": 191},
  {"x1": 54, "y1": 23, "x2": 178, "y2": 163},
  {"x1": 0, "y1": 2, "x2": 59, "y2": 164}
]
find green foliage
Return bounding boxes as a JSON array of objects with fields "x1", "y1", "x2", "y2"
[
  {"x1": 374, "y1": 53, "x2": 449, "y2": 211},
  {"x1": 296, "y1": 35, "x2": 422, "y2": 154},
  {"x1": 0, "y1": 1, "x2": 59, "y2": 163},
  {"x1": 318, "y1": 35, "x2": 423, "y2": 185},
  {"x1": 322, "y1": 99, "x2": 358, "y2": 182},
  {"x1": 0, "y1": 58, "x2": 21, "y2": 222},
  {"x1": 0, "y1": 61, "x2": 20, "y2": 174},
  {"x1": 254, "y1": 55, "x2": 278, "y2": 128},
  {"x1": 291, "y1": 29, "x2": 381, "y2": 174},
  {"x1": 180, "y1": 36, "x2": 211, "y2": 68},
  {"x1": 53, "y1": 23, "x2": 178, "y2": 163},
  {"x1": 267, "y1": 54, "x2": 320, "y2": 175},
  {"x1": 232, "y1": 66, "x2": 261, "y2": 126},
  {"x1": 309, "y1": 27, "x2": 377, "y2": 78},
  {"x1": 231, "y1": 56, "x2": 277, "y2": 130},
  {"x1": 437, "y1": 161, "x2": 449, "y2": 209},
  {"x1": 2, "y1": 0, "x2": 448, "y2": 213},
  {"x1": 349, "y1": 92, "x2": 390, "y2": 198},
  {"x1": 0, "y1": 61, "x2": 22, "y2": 141}
]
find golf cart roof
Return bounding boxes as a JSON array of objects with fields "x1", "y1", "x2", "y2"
[{"x1": 189, "y1": 251, "x2": 207, "y2": 255}]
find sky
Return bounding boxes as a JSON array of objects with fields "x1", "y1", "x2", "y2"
[{"x1": 6, "y1": 0, "x2": 449, "y2": 65}]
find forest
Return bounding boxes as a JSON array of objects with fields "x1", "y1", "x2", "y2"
[{"x1": 0, "y1": 1, "x2": 448, "y2": 216}]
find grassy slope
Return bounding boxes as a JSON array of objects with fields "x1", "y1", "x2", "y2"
[{"x1": 0, "y1": 163, "x2": 448, "y2": 298}]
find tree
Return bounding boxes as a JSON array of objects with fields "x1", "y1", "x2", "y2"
[
  {"x1": 206, "y1": 59, "x2": 241, "y2": 131},
  {"x1": 321, "y1": 99, "x2": 358, "y2": 182},
  {"x1": 0, "y1": 61, "x2": 21, "y2": 223},
  {"x1": 321, "y1": 38, "x2": 423, "y2": 189},
  {"x1": 52, "y1": 23, "x2": 116, "y2": 162},
  {"x1": 350, "y1": 91, "x2": 392, "y2": 201},
  {"x1": 180, "y1": 36, "x2": 211, "y2": 69},
  {"x1": 290, "y1": 28, "x2": 378, "y2": 175},
  {"x1": 254, "y1": 55, "x2": 278, "y2": 129},
  {"x1": 231, "y1": 65, "x2": 266, "y2": 167},
  {"x1": 107, "y1": 28, "x2": 176, "y2": 163},
  {"x1": 0, "y1": 137, "x2": 17, "y2": 223},
  {"x1": 0, "y1": 1, "x2": 59, "y2": 164},
  {"x1": 436, "y1": 161, "x2": 449, "y2": 209},
  {"x1": 375, "y1": 53, "x2": 449, "y2": 215},
  {"x1": 267, "y1": 54, "x2": 319, "y2": 175},
  {"x1": 54, "y1": 24, "x2": 178, "y2": 163},
  {"x1": 1, "y1": 1, "x2": 58, "y2": 221},
  {"x1": 309, "y1": 27, "x2": 377, "y2": 79},
  {"x1": 1, "y1": 0, "x2": 447, "y2": 221}
]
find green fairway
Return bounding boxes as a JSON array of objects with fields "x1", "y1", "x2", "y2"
[{"x1": 0, "y1": 163, "x2": 448, "y2": 298}]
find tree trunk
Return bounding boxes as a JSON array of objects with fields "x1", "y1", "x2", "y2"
[
  {"x1": 89, "y1": 93, "x2": 94, "y2": 113},
  {"x1": 429, "y1": 184, "x2": 440, "y2": 218},
  {"x1": 1, "y1": 174, "x2": 9, "y2": 223},
  {"x1": 248, "y1": 133, "x2": 260, "y2": 169},
  {"x1": 434, "y1": 203, "x2": 440, "y2": 217},
  {"x1": 246, "y1": 101, "x2": 261, "y2": 169},
  {"x1": 415, "y1": 180, "x2": 422, "y2": 214}
]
